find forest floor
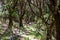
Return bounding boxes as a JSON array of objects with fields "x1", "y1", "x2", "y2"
[
  {"x1": 0, "y1": 21, "x2": 45, "y2": 40},
  {"x1": 0, "y1": 20, "x2": 43, "y2": 40}
]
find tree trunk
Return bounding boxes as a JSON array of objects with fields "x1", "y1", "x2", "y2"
[
  {"x1": 9, "y1": 13, "x2": 13, "y2": 30},
  {"x1": 54, "y1": 11, "x2": 60, "y2": 40},
  {"x1": 19, "y1": 17, "x2": 23, "y2": 27}
]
